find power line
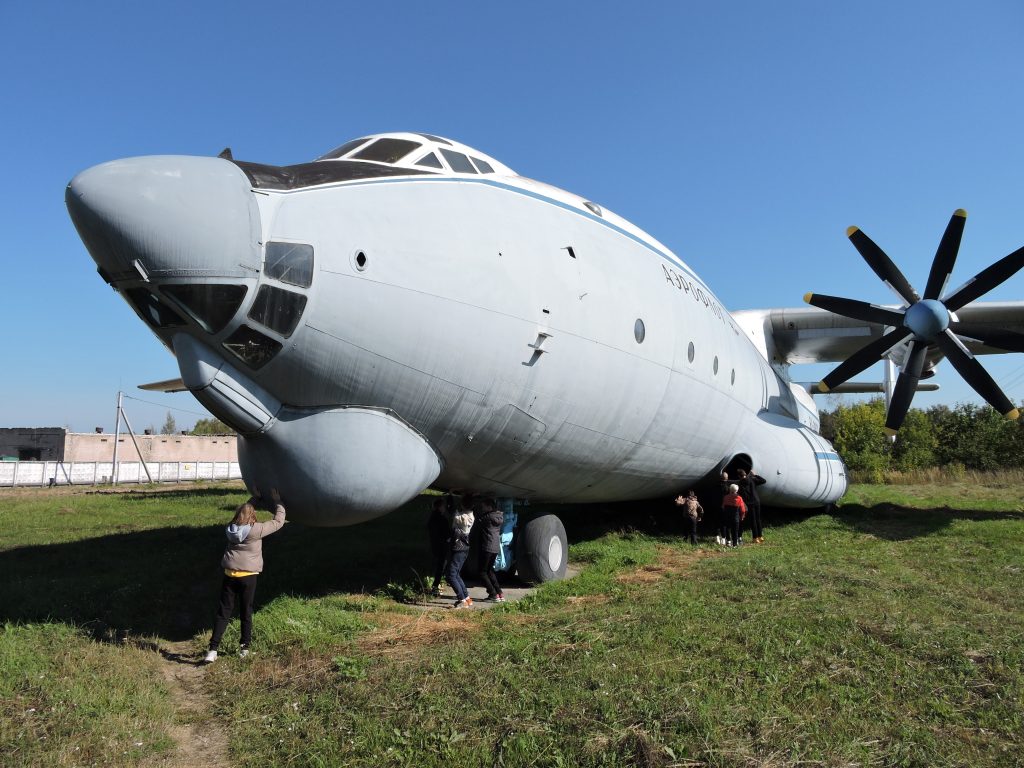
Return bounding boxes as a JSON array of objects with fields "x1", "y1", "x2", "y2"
[{"x1": 121, "y1": 394, "x2": 212, "y2": 419}]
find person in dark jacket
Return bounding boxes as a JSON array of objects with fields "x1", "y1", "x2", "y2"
[
  {"x1": 204, "y1": 488, "x2": 285, "y2": 663},
  {"x1": 447, "y1": 497, "x2": 475, "y2": 609},
  {"x1": 737, "y1": 467, "x2": 767, "y2": 543},
  {"x1": 476, "y1": 497, "x2": 505, "y2": 601},
  {"x1": 426, "y1": 497, "x2": 451, "y2": 596},
  {"x1": 717, "y1": 471, "x2": 731, "y2": 545}
]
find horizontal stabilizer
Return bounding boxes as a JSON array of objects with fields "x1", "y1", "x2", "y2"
[
  {"x1": 801, "y1": 381, "x2": 939, "y2": 395},
  {"x1": 138, "y1": 377, "x2": 187, "y2": 393}
]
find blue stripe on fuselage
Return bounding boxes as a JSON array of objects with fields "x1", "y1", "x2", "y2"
[{"x1": 293, "y1": 174, "x2": 710, "y2": 291}]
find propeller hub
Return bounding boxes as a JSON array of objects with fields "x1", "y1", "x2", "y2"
[{"x1": 904, "y1": 299, "x2": 949, "y2": 340}]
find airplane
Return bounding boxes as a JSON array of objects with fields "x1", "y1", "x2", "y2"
[{"x1": 65, "y1": 132, "x2": 1024, "y2": 582}]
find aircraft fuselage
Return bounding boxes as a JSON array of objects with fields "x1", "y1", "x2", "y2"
[{"x1": 67, "y1": 134, "x2": 846, "y2": 526}]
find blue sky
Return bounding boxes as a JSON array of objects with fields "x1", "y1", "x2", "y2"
[{"x1": 3, "y1": 1, "x2": 1024, "y2": 432}]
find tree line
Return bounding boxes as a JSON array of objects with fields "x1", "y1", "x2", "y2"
[{"x1": 819, "y1": 400, "x2": 1024, "y2": 481}]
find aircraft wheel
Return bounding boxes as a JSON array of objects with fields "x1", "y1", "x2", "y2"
[{"x1": 517, "y1": 514, "x2": 568, "y2": 584}]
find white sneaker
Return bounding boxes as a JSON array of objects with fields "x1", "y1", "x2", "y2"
[
  {"x1": 203, "y1": 650, "x2": 218, "y2": 663},
  {"x1": 239, "y1": 648, "x2": 249, "y2": 659}
]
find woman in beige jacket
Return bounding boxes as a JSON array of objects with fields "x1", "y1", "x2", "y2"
[{"x1": 204, "y1": 488, "x2": 286, "y2": 662}]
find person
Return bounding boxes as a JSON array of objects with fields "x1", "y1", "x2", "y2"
[
  {"x1": 476, "y1": 497, "x2": 505, "y2": 601},
  {"x1": 447, "y1": 496, "x2": 475, "y2": 609},
  {"x1": 717, "y1": 471, "x2": 731, "y2": 545},
  {"x1": 426, "y1": 497, "x2": 451, "y2": 596},
  {"x1": 204, "y1": 488, "x2": 286, "y2": 663},
  {"x1": 722, "y1": 483, "x2": 747, "y2": 547},
  {"x1": 745, "y1": 467, "x2": 767, "y2": 543},
  {"x1": 675, "y1": 489, "x2": 703, "y2": 545}
]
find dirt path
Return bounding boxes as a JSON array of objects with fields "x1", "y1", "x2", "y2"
[{"x1": 152, "y1": 641, "x2": 230, "y2": 768}]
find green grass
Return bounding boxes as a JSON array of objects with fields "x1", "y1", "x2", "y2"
[{"x1": 1, "y1": 483, "x2": 1023, "y2": 766}]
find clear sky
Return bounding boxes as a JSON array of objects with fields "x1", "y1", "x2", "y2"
[{"x1": 3, "y1": 1, "x2": 1024, "y2": 432}]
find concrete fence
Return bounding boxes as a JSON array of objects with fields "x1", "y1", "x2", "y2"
[{"x1": 0, "y1": 460, "x2": 242, "y2": 487}]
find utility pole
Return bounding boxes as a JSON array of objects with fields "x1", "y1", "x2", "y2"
[
  {"x1": 111, "y1": 391, "x2": 154, "y2": 485},
  {"x1": 112, "y1": 391, "x2": 122, "y2": 484}
]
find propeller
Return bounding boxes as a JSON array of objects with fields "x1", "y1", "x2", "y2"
[{"x1": 805, "y1": 209, "x2": 1024, "y2": 435}]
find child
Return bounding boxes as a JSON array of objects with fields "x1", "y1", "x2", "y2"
[
  {"x1": 204, "y1": 488, "x2": 285, "y2": 662},
  {"x1": 675, "y1": 489, "x2": 703, "y2": 545},
  {"x1": 722, "y1": 483, "x2": 747, "y2": 548}
]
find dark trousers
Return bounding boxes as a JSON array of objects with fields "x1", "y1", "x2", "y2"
[
  {"x1": 210, "y1": 573, "x2": 258, "y2": 650},
  {"x1": 747, "y1": 502, "x2": 763, "y2": 539},
  {"x1": 718, "y1": 508, "x2": 730, "y2": 540},
  {"x1": 432, "y1": 548, "x2": 448, "y2": 593},
  {"x1": 479, "y1": 551, "x2": 501, "y2": 596},
  {"x1": 729, "y1": 510, "x2": 742, "y2": 546},
  {"x1": 686, "y1": 515, "x2": 699, "y2": 544},
  {"x1": 447, "y1": 548, "x2": 469, "y2": 601}
]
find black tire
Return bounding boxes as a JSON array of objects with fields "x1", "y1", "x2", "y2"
[{"x1": 516, "y1": 514, "x2": 568, "y2": 584}]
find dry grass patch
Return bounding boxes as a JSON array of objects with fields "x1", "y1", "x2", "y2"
[
  {"x1": 616, "y1": 545, "x2": 721, "y2": 585},
  {"x1": 358, "y1": 611, "x2": 482, "y2": 658},
  {"x1": 258, "y1": 649, "x2": 335, "y2": 690},
  {"x1": 564, "y1": 594, "x2": 611, "y2": 608}
]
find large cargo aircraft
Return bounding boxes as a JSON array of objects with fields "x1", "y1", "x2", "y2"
[{"x1": 66, "y1": 133, "x2": 1024, "y2": 581}]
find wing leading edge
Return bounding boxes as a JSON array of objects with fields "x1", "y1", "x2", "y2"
[{"x1": 734, "y1": 301, "x2": 1024, "y2": 367}]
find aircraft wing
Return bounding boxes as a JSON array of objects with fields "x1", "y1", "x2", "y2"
[
  {"x1": 138, "y1": 377, "x2": 188, "y2": 393},
  {"x1": 733, "y1": 301, "x2": 1024, "y2": 366}
]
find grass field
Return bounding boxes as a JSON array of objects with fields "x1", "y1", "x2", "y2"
[{"x1": 1, "y1": 479, "x2": 1023, "y2": 767}]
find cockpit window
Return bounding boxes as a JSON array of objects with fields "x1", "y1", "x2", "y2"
[
  {"x1": 222, "y1": 325, "x2": 282, "y2": 369},
  {"x1": 352, "y1": 138, "x2": 422, "y2": 164},
  {"x1": 470, "y1": 156, "x2": 494, "y2": 174},
  {"x1": 440, "y1": 149, "x2": 477, "y2": 174},
  {"x1": 124, "y1": 288, "x2": 186, "y2": 329},
  {"x1": 317, "y1": 138, "x2": 370, "y2": 161},
  {"x1": 264, "y1": 242, "x2": 314, "y2": 288},
  {"x1": 161, "y1": 284, "x2": 247, "y2": 334},
  {"x1": 415, "y1": 152, "x2": 443, "y2": 169},
  {"x1": 248, "y1": 285, "x2": 307, "y2": 338}
]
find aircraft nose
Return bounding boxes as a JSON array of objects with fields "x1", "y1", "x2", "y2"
[{"x1": 66, "y1": 155, "x2": 261, "y2": 282}]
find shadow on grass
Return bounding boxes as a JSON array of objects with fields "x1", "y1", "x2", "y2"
[
  {"x1": 9, "y1": 488, "x2": 990, "y2": 642},
  {"x1": 829, "y1": 502, "x2": 1022, "y2": 541},
  {"x1": 0, "y1": 493, "x2": 708, "y2": 642},
  {"x1": 0, "y1": 496, "x2": 448, "y2": 641}
]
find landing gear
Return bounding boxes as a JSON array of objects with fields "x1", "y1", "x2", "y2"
[{"x1": 516, "y1": 514, "x2": 568, "y2": 584}]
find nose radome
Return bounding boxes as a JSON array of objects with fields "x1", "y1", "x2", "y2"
[{"x1": 66, "y1": 155, "x2": 261, "y2": 282}]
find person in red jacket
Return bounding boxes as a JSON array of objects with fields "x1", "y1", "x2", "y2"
[
  {"x1": 722, "y1": 483, "x2": 747, "y2": 548},
  {"x1": 204, "y1": 487, "x2": 286, "y2": 663}
]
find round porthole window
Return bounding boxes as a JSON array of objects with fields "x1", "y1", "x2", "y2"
[
  {"x1": 354, "y1": 251, "x2": 368, "y2": 271},
  {"x1": 634, "y1": 318, "x2": 645, "y2": 344},
  {"x1": 688, "y1": 342, "x2": 695, "y2": 363},
  {"x1": 713, "y1": 356, "x2": 719, "y2": 375}
]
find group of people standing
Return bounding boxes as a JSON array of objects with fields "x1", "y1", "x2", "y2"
[
  {"x1": 675, "y1": 466, "x2": 766, "y2": 547},
  {"x1": 427, "y1": 494, "x2": 505, "y2": 609}
]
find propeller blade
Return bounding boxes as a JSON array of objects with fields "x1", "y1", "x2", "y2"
[
  {"x1": 803, "y1": 293, "x2": 906, "y2": 327},
  {"x1": 949, "y1": 322, "x2": 1024, "y2": 353},
  {"x1": 944, "y1": 244, "x2": 1024, "y2": 310},
  {"x1": 847, "y1": 226, "x2": 920, "y2": 305},
  {"x1": 885, "y1": 340, "x2": 928, "y2": 434},
  {"x1": 923, "y1": 209, "x2": 967, "y2": 300},
  {"x1": 934, "y1": 330, "x2": 1020, "y2": 419},
  {"x1": 817, "y1": 326, "x2": 912, "y2": 393}
]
